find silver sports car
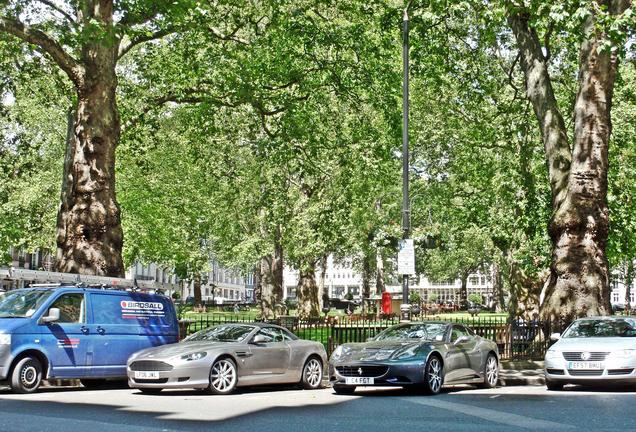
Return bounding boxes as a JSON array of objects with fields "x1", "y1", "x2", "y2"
[
  {"x1": 329, "y1": 321, "x2": 499, "y2": 395},
  {"x1": 544, "y1": 316, "x2": 636, "y2": 390},
  {"x1": 127, "y1": 323, "x2": 327, "y2": 394}
]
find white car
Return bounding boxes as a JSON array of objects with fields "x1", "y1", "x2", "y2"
[{"x1": 544, "y1": 316, "x2": 636, "y2": 390}]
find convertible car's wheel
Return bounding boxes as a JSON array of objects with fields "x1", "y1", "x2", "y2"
[
  {"x1": 208, "y1": 357, "x2": 238, "y2": 395},
  {"x1": 333, "y1": 385, "x2": 356, "y2": 395},
  {"x1": 480, "y1": 354, "x2": 499, "y2": 388},
  {"x1": 301, "y1": 357, "x2": 323, "y2": 390},
  {"x1": 423, "y1": 355, "x2": 444, "y2": 395},
  {"x1": 10, "y1": 356, "x2": 43, "y2": 394},
  {"x1": 546, "y1": 380, "x2": 564, "y2": 391}
]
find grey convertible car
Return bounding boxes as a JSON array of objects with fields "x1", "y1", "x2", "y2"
[
  {"x1": 127, "y1": 323, "x2": 327, "y2": 394},
  {"x1": 329, "y1": 321, "x2": 499, "y2": 394}
]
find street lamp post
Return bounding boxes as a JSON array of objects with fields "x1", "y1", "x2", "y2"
[{"x1": 400, "y1": 7, "x2": 411, "y2": 322}]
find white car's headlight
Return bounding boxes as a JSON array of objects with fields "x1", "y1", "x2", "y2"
[
  {"x1": 180, "y1": 352, "x2": 207, "y2": 361},
  {"x1": 610, "y1": 349, "x2": 636, "y2": 359},
  {"x1": 545, "y1": 349, "x2": 560, "y2": 360},
  {"x1": 0, "y1": 334, "x2": 10, "y2": 345}
]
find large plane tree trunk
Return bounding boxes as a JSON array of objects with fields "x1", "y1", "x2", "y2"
[
  {"x1": 296, "y1": 260, "x2": 319, "y2": 319},
  {"x1": 508, "y1": 1, "x2": 629, "y2": 323},
  {"x1": 260, "y1": 238, "x2": 283, "y2": 319}
]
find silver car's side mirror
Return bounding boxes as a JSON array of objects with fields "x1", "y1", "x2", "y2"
[
  {"x1": 550, "y1": 333, "x2": 561, "y2": 341},
  {"x1": 39, "y1": 307, "x2": 60, "y2": 324},
  {"x1": 251, "y1": 334, "x2": 269, "y2": 344},
  {"x1": 454, "y1": 335, "x2": 471, "y2": 345}
]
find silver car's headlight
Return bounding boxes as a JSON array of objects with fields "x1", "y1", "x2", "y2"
[
  {"x1": 545, "y1": 349, "x2": 560, "y2": 360},
  {"x1": 0, "y1": 334, "x2": 10, "y2": 345},
  {"x1": 180, "y1": 352, "x2": 207, "y2": 361},
  {"x1": 610, "y1": 349, "x2": 636, "y2": 359}
]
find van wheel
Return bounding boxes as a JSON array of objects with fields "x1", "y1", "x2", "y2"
[
  {"x1": 80, "y1": 379, "x2": 107, "y2": 389},
  {"x1": 11, "y1": 356, "x2": 43, "y2": 394}
]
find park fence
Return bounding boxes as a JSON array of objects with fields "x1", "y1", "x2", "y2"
[{"x1": 180, "y1": 314, "x2": 569, "y2": 361}]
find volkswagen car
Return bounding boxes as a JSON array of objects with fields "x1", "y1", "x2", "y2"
[
  {"x1": 127, "y1": 323, "x2": 327, "y2": 394},
  {"x1": 544, "y1": 316, "x2": 636, "y2": 390},
  {"x1": 328, "y1": 321, "x2": 499, "y2": 395}
]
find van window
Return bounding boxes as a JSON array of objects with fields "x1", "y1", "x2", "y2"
[
  {"x1": 91, "y1": 293, "x2": 173, "y2": 325},
  {"x1": 0, "y1": 290, "x2": 53, "y2": 318},
  {"x1": 49, "y1": 294, "x2": 85, "y2": 323}
]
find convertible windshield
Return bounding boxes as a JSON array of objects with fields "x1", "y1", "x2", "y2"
[
  {"x1": 563, "y1": 319, "x2": 636, "y2": 338},
  {"x1": 184, "y1": 324, "x2": 255, "y2": 342},
  {"x1": 0, "y1": 290, "x2": 54, "y2": 318},
  {"x1": 373, "y1": 323, "x2": 448, "y2": 341}
]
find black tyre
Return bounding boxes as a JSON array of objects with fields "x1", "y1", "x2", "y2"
[
  {"x1": 480, "y1": 354, "x2": 499, "y2": 389},
  {"x1": 301, "y1": 357, "x2": 323, "y2": 390},
  {"x1": 139, "y1": 388, "x2": 163, "y2": 395},
  {"x1": 423, "y1": 355, "x2": 444, "y2": 395},
  {"x1": 11, "y1": 356, "x2": 43, "y2": 394},
  {"x1": 80, "y1": 379, "x2": 107, "y2": 389},
  {"x1": 207, "y1": 357, "x2": 238, "y2": 395},
  {"x1": 333, "y1": 385, "x2": 356, "y2": 395},
  {"x1": 546, "y1": 380, "x2": 564, "y2": 391}
]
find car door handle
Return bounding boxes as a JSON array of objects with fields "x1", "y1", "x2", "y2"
[
  {"x1": 80, "y1": 326, "x2": 89, "y2": 334},
  {"x1": 96, "y1": 326, "x2": 105, "y2": 335}
]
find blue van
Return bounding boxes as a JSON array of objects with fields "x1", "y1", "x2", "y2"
[{"x1": 0, "y1": 286, "x2": 178, "y2": 393}]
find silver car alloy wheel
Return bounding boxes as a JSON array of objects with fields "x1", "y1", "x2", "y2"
[
  {"x1": 486, "y1": 356, "x2": 498, "y2": 387},
  {"x1": 20, "y1": 365, "x2": 38, "y2": 388},
  {"x1": 427, "y1": 357, "x2": 442, "y2": 393},
  {"x1": 210, "y1": 359, "x2": 237, "y2": 393},
  {"x1": 304, "y1": 359, "x2": 322, "y2": 388}
]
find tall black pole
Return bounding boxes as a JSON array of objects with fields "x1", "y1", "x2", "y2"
[{"x1": 401, "y1": 8, "x2": 411, "y2": 322}]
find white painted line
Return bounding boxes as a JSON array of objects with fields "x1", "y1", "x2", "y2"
[
  {"x1": 489, "y1": 394, "x2": 501, "y2": 399},
  {"x1": 400, "y1": 397, "x2": 573, "y2": 430}
]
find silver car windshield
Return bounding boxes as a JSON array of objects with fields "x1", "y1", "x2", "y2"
[
  {"x1": 563, "y1": 319, "x2": 636, "y2": 338},
  {"x1": 373, "y1": 323, "x2": 448, "y2": 341},
  {"x1": 184, "y1": 324, "x2": 255, "y2": 342},
  {"x1": 0, "y1": 290, "x2": 54, "y2": 318}
]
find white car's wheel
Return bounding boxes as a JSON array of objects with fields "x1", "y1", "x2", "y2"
[
  {"x1": 301, "y1": 357, "x2": 323, "y2": 390},
  {"x1": 208, "y1": 358, "x2": 238, "y2": 395}
]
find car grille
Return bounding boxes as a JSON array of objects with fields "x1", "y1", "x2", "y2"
[
  {"x1": 130, "y1": 361, "x2": 174, "y2": 371},
  {"x1": 568, "y1": 370, "x2": 603, "y2": 376},
  {"x1": 336, "y1": 365, "x2": 389, "y2": 378},
  {"x1": 607, "y1": 369, "x2": 634, "y2": 375},
  {"x1": 133, "y1": 378, "x2": 169, "y2": 384},
  {"x1": 562, "y1": 352, "x2": 608, "y2": 361}
]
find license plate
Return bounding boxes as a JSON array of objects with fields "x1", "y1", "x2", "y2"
[
  {"x1": 134, "y1": 371, "x2": 160, "y2": 379},
  {"x1": 345, "y1": 377, "x2": 374, "y2": 385},
  {"x1": 568, "y1": 362, "x2": 603, "y2": 370}
]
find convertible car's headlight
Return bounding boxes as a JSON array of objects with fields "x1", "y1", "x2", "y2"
[
  {"x1": 0, "y1": 334, "x2": 10, "y2": 345},
  {"x1": 545, "y1": 349, "x2": 560, "y2": 360},
  {"x1": 180, "y1": 352, "x2": 207, "y2": 361},
  {"x1": 610, "y1": 349, "x2": 636, "y2": 359}
]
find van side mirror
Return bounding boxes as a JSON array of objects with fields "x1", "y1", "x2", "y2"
[
  {"x1": 550, "y1": 333, "x2": 561, "y2": 341},
  {"x1": 40, "y1": 308, "x2": 60, "y2": 324}
]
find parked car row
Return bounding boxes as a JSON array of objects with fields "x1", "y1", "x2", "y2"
[{"x1": 1, "y1": 285, "x2": 634, "y2": 395}]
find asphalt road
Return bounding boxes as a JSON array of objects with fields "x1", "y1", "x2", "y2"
[{"x1": 1, "y1": 384, "x2": 636, "y2": 432}]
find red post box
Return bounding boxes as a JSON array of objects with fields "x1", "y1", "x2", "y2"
[{"x1": 382, "y1": 292, "x2": 392, "y2": 315}]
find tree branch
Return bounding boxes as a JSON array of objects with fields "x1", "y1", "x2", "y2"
[
  {"x1": 118, "y1": 27, "x2": 176, "y2": 59},
  {"x1": 209, "y1": 25, "x2": 248, "y2": 44},
  {"x1": 0, "y1": 16, "x2": 83, "y2": 86},
  {"x1": 34, "y1": 0, "x2": 76, "y2": 26}
]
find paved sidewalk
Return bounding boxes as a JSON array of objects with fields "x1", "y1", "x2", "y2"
[{"x1": 499, "y1": 360, "x2": 545, "y2": 386}]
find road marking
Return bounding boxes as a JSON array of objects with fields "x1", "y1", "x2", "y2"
[
  {"x1": 400, "y1": 397, "x2": 573, "y2": 430},
  {"x1": 489, "y1": 394, "x2": 501, "y2": 399}
]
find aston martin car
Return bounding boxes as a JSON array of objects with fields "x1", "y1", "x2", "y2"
[
  {"x1": 544, "y1": 316, "x2": 636, "y2": 390},
  {"x1": 127, "y1": 323, "x2": 327, "y2": 395},
  {"x1": 329, "y1": 321, "x2": 499, "y2": 395}
]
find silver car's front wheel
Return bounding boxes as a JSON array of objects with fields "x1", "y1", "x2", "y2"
[
  {"x1": 482, "y1": 354, "x2": 499, "y2": 388},
  {"x1": 301, "y1": 358, "x2": 323, "y2": 390},
  {"x1": 208, "y1": 358, "x2": 238, "y2": 395},
  {"x1": 424, "y1": 356, "x2": 444, "y2": 395}
]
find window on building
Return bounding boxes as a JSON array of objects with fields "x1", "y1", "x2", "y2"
[{"x1": 612, "y1": 292, "x2": 619, "y2": 303}]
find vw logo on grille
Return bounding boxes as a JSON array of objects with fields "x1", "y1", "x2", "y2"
[
  {"x1": 358, "y1": 367, "x2": 363, "y2": 376},
  {"x1": 580, "y1": 352, "x2": 591, "y2": 361}
]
